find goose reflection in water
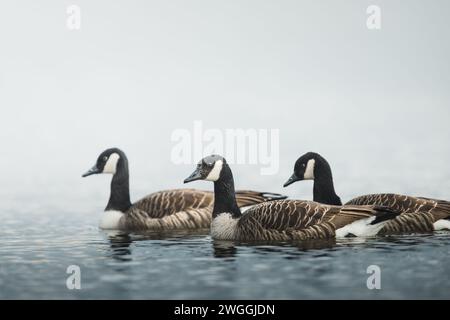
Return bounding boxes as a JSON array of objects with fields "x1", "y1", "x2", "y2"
[
  {"x1": 103, "y1": 230, "x2": 133, "y2": 261},
  {"x1": 332, "y1": 233, "x2": 446, "y2": 251},
  {"x1": 102, "y1": 229, "x2": 445, "y2": 264},
  {"x1": 102, "y1": 229, "x2": 211, "y2": 261},
  {"x1": 212, "y1": 240, "x2": 238, "y2": 258},
  {"x1": 212, "y1": 238, "x2": 337, "y2": 259},
  {"x1": 104, "y1": 230, "x2": 339, "y2": 261}
]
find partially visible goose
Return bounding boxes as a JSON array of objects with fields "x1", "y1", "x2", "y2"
[
  {"x1": 82, "y1": 148, "x2": 285, "y2": 230},
  {"x1": 283, "y1": 152, "x2": 450, "y2": 233},
  {"x1": 183, "y1": 155, "x2": 400, "y2": 240}
]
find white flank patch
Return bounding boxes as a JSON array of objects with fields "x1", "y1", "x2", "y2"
[
  {"x1": 99, "y1": 210, "x2": 124, "y2": 229},
  {"x1": 433, "y1": 219, "x2": 450, "y2": 231},
  {"x1": 206, "y1": 160, "x2": 223, "y2": 181},
  {"x1": 211, "y1": 213, "x2": 238, "y2": 240},
  {"x1": 103, "y1": 153, "x2": 120, "y2": 174},
  {"x1": 335, "y1": 216, "x2": 386, "y2": 238},
  {"x1": 304, "y1": 159, "x2": 315, "y2": 180}
]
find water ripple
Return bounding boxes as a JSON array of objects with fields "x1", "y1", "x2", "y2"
[{"x1": 1, "y1": 210, "x2": 450, "y2": 299}]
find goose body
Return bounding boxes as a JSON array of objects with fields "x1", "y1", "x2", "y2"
[
  {"x1": 284, "y1": 152, "x2": 450, "y2": 234},
  {"x1": 210, "y1": 200, "x2": 400, "y2": 241},
  {"x1": 104, "y1": 188, "x2": 281, "y2": 230},
  {"x1": 83, "y1": 148, "x2": 284, "y2": 231},
  {"x1": 184, "y1": 155, "x2": 400, "y2": 241},
  {"x1": 346, "y1": 194, "x2": 450, "y2": 234}
]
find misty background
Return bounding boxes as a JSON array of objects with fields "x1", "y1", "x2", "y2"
[{"x1": 1, "y1": 0, "x2": 449, "y2": 216}]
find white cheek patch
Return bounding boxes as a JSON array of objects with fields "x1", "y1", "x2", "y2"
[
  {"x1": 103, "y1": 153, "x2": 120, "y2": 174},
  {"x1": 303, "y1": 159, "x2": 315, "y2": 180},
  {"x1": 205, "y1": 160, "x2": 223, "y2": 181}
]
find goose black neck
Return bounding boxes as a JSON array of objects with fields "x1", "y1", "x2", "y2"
[
  {"x1": 106, "y1": 157, "x2": 132, "y2": 212},
  {"x1": 212, "y1": 164, "x2": 241, "y2": 219},
  {"x1": 312, "y1": 156, "x2": 342, "y2": 206}
]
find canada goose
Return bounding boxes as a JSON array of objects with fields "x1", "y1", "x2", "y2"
[
  {"x1": 82, "y1": 148, "x2": 285, "y2": 230},
  {"x1": 184, "y1": 155, "x2": 400, "y2": 240},
  {"x1": 284, "y1": 152, "x2": 450, "y2": 233}
]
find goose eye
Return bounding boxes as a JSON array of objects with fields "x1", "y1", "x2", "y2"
[
  {"x1": 302, "y1": 163, "x2": 306, "y2": 168},
  {"x1": 103, "y1": 156, "x2": 108, "y2": 162}
]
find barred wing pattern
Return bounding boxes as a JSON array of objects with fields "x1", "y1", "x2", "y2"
[
  {"x1": 234, "y1": 200, "x2": 389, "y2": 241},
  {"x1": 123, "y1": 207, "x2": 212, "y2": 230},
  {"x1": 235, "y1": 191, "x2": 287, "y2": 207},
  {"x1": 121, "y1": 189, "x2": 283, "y2": 230},
  {"x1": 346, "y1": 193, "x2": 450, "y2": 234},
  {"x1": 130, "y1": 189, "x2": 213, "y2": 219}
]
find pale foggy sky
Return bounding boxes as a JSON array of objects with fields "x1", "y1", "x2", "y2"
[{"x1": 0, "y1": 1, "x2": 449, "y2": 210}]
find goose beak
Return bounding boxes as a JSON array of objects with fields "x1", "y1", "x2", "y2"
[
  {"x1": 82, "y1": 165, "x2": 100, "y2": 177},
  {"x1": 184, "y1": 168, "x2": 203, "y2": 183},
  {"x1": 283, "y1": 173, "x2": 301, "y2": 187}
]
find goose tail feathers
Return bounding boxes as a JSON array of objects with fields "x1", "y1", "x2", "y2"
[{"x1": 370, "y1": 206, "x2": 402, "y2": 225}]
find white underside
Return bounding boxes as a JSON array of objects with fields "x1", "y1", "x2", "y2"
[
  {"x1": 211, "y1": 213, "x2": 238, "y2": 240},
  {"x1": 433, "y1": 219, "x2": 450, "y2": 231},
  {"x1": 99, "y1": 210, "x2": 124, "y2": 229},
  {"x1": 335, "y1": 216, "x2": 386, "y2": 238}
]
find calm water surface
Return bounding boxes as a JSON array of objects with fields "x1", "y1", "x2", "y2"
[{"x1": 1, "y1": 206, "x2": 449, "y2": 299}]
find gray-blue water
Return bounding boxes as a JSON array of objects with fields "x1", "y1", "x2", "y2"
[{"x1": 2, "y1": 204, "x2": 450, "y2": 299}]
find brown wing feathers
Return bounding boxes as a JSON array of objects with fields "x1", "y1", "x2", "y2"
[
  {"x1": 429, "y1": 199, "x2": 450, "y2": 219},
  {"x1": 346, "y1": 193, "x2": 450, "y2": 234},
  {"x1": 235, "y1": 200, "x2": 400, "y2": 240},
  {"x1": 235, "y1": 190, "x2": 287, "y2": 208},
  {"x1": 124, "y1": 207, "x2": 212, "y2": 230},
  {"x1": 379, "y1": 212, "x2": 435, "y2": 235},
  {"x1": 132, "y1": 189, "x2": 285, "y2": 218},
  {"x1": 122, "y1": 189, "x2": 286, "y2": 231},
  {"x1": 131, "y1": 189, "x2": 213, "y2": 218}
]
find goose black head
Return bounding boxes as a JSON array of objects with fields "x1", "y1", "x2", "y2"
[
  {"x1": 283, "y1": 152, "x2": 318, "y2": 187},
  {"x1": 82, "y1": 148, "x2": 126, "y2": 178},
  {"x1": 184, "y1": 155, "x2": 226, "y2": 183}
]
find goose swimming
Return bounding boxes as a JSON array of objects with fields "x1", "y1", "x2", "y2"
[
  {"x1": 284, "y1": 152, "x2": 450, "y2": 233},
  {"x1": 82, "y1": 148, "x2": 284, "y2": 230},
  {"x1": 184, "y1": 155, "x2": 400, "y2": 240}
]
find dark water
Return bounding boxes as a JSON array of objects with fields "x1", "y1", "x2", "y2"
[{"x1": 1, "y1": 207, "x2": 450, "y2": 300}]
